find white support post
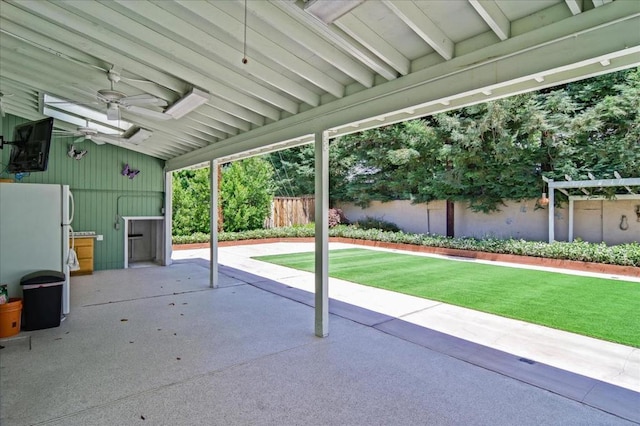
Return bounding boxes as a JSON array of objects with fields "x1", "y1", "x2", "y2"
[
  {"x1": 314, "y1": 131, "x2": 329, "y2": 338},
  {"x1": 568, "y1": 198, "x2": 574, "y2": 242},
  {"x1": 548, "y1": 185, "x2": 555, "y2": 243},
  {"x1": 163, "y1": 170, "x2": 173, "y2": 266},
  {"x1": 210, "y1": 160, "x2": 219, "y2": 288}
]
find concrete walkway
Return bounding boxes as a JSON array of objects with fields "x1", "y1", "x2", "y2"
[{"x1": 174, "y1": 242, "x2": 640, "y2": 393}]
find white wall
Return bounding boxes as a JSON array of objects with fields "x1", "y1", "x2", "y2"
[
  {"x1": 338, "y1": 198, "x2": 640, "y2": 244},
  {"x1": 455, "y1": 199, "x2": 553, "y2": 241},
  {"x1": 338, "y1": 200, "x2": 447, "y2": 235},
  {"x1": 573, "y1": 199, "x2": 640, "y2": 245}
]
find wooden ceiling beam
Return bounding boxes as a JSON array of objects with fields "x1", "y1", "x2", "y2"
[
  {"x1": 55, "y1": 0, "x2": 298, "y2": 115},
  {"x1": 565, "y1": 0, "x2": 584, "y2": 15},
  {"x1": 468, "y1": 0, "x2": 511, "y2": 41},
  {"x1": 12, "y1": 0, "x2": 281, "y2": 120},
  {"x1": 161, "y1": 0, "x2": 342, "y2": 100},
  {"x1": 110, "y1": 0, "x2": 321, "y2": 108},
  {"x1": 247, "y1": 0, "x2": 375, "y2": 88},
  {"x1": 272, "y1": 0, "x2": 398, "y2": 81},
  {"x1": 335, "y1": 14, "x2": 411, "y2": 75},
  {"x1": 383, "y1": 0, "x2": 456, "y2": 59}
]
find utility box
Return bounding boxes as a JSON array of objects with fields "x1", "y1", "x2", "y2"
[{"x1": 20, "y1": 270, "x2": 64, "y2": 331}]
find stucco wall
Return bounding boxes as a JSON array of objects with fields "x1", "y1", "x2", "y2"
[
  {"x1": 573, "y1": 199, "x2": 640, "y2": 245},
  {"x1": 338, "y1": 200, "x2": 447, "y2": 235},
  {"x1": 337, "y1": 198, "x2": 640, "y2": 244}
]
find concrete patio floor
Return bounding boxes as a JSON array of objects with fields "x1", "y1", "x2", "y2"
[{"x1": 0, "y1": 242, "x2": 638, "y2": 425}]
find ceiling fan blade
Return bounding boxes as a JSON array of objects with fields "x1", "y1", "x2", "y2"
[
  {"x1": 93, "y1": 134, "x2": 121, "y2": 145},
  {"x1": 54, "y1": 130, "x2": 81, "y2": 138},
  {"x1": 124, "y1": 105, "x2": 171, "y2": 120},
  {"x1": 122, "y1": 94, "x2": 167, "y2": 107},
  {"x1": 45, "y1": 100, "x2": 99, "y2": 106},
  {"x1": 73, "y1": 136, "x2": 87, "y2": 144}
]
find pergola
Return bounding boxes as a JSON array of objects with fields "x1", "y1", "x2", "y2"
[
  {"x1": 544, "y1": 177, "x2": 640, "y2": 243},
  {"x1": 1, "y1": 0, "x2": 639, "y2": 337}
]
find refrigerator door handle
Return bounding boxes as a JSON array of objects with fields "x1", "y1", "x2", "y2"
[{"x1": 68, "y1": 191, "x2": 75, "y2": 224}]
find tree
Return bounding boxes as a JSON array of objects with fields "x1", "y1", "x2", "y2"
[
  {"x1": 550, "y1": 68, "x2": 640, "y2": 187},
  {"x1": 264, "y1": 143, "x2": 356, "y2": 206},
  {"x1": 267, "y1": 146, "x2": 316, "y2": 197},
  {"x1": 318, "y1": 67, "x2": 640, "y2": 212},
  {"x1": 220, "y1": 157, "x2": 275, "y2": 232},
  {"x1": 172, "y1": 168, "x2": 210, "y2": 236},
  {"x1": 413, "y1": 94, "x2": 554, "y2": 212},
  {"x1": 333, "y1": 120, "x2": 426, "y2": 206}
]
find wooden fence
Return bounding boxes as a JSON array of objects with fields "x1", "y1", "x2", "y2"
[{"x1": 265, "y1": 196, "x2": 315, "y2": 228}]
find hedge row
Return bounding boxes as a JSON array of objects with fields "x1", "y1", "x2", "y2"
[{"x1": 172, "y1": 225, "x2": 640, "y2": 267}]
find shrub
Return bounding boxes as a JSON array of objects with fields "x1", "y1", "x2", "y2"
[
  {"x1": 221, "y1": 157, "x2": 274, "y2": 232},
  {"x1": 355, "y1": 216, "x2": 400, "y2": 232},
  {"x1": 328, "y1": 208, "x2": 343, "y2": 228},
  {"x1": 172, "y1": 225, "x2": 640, "y2": 267}
]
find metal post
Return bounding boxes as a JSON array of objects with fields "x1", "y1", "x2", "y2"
[
  {"x1": 314, "y1": 131, "x2": 329, "y2": 337},
  {"x1": 210, "y1": 159, "x2": 219, "y2": 288}
]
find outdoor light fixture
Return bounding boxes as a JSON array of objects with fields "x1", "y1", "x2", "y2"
[
  {"x1": 165, "y1": 87, "x2": 210, "y2": 119},
  {"x1": 124, "y1": 127, "x2": 152, "y2": 145},
  {"x1": 538, "y1": 192, "x2": 550, "y2": 206},
  {"x1": 304, "y1": 0, "x2": 365, "y2": 24}
]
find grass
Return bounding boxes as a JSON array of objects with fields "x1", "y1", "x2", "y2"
[{"x1": 254, "y1": 248, "x2": 640, "y2": 348}]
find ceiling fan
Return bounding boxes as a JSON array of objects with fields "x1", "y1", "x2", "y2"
[
  {"x1": 96, "y1": 68, "x2": 171, "y2": 121},
  {"x1": 53, "y1": 124, "x2": 122, "y2": 145}
]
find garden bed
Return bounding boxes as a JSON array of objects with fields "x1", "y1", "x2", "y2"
[{"x1": 173, "y1": 237, "x2": 640, "y2": 279}]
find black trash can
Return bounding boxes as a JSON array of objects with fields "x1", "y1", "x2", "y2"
[{"x1": 20, "y1": 270, "x2": 65, "y2": 331}]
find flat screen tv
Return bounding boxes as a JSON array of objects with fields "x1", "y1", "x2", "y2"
[{"x1": 4, "y1": 117, "x2": 54, "y2": 173}]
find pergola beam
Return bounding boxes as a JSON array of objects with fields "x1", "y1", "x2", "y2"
[{"x1": 550, "y1": 178, "x2": 640, "y2": 189}]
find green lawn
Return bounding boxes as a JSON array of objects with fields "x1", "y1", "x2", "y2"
[{"x1": 254, "y1": 248, "x2": 640, "y2": 347}]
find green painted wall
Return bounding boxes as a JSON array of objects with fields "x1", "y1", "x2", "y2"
[{"x1": 1, "y1": 114, "x2": 165, "y2": 270}]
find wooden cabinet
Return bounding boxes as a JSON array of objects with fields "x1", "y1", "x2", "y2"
[{"x1": 70, "y1": 237, "x2": 94, "y2": 276}]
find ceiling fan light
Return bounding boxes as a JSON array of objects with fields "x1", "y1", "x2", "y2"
[
  {"x1": 106, "y1": 103, "x2": 119, "y2": 120},
  {"x1": 165, "y1": 88, "x2": 210, "y2": 119},
  {"x1": 124, "y1": 127, "x2": 153, "y2": 145}
]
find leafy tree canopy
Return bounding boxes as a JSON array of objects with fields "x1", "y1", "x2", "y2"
[
  {"x1": 172, "y1": 168, "x2": 210, "y2": 236},
  {"x1": 267, "y1": 67, "x2": 639, "y2": 213},
  {"x1": 220, "y1": 157, "x2": 275, "y2": 232}
]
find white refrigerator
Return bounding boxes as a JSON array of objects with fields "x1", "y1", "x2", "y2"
[{"x1": 0, "y1": 183, "x2": 74, "y2": 315}]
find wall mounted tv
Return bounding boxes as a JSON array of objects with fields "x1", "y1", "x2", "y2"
[{"x1": 0, "y1": 117, "x2": 54, "y2": 173}]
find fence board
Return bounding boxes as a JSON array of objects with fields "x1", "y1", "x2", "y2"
[{"x1": 266, "y1": 196, "x2": 315, "y2": 228}]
